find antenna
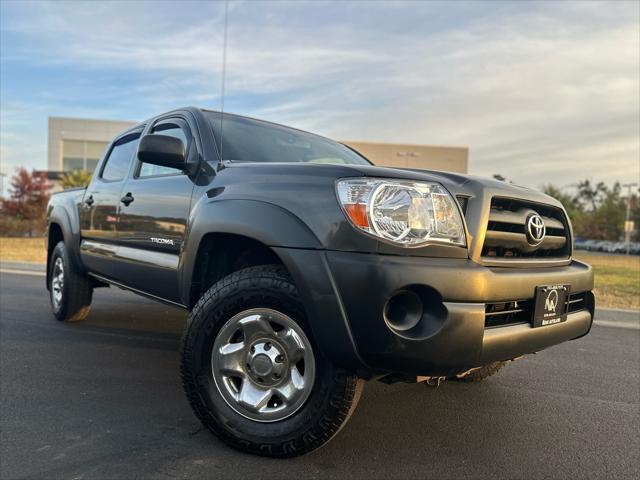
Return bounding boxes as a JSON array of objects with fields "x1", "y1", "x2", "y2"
[{"x1": 218, "y1": 0, "x2": 229, "y2": 170}]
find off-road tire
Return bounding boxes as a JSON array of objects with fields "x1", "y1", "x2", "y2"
[
  {"x1": 452, "y1": 361, "x2": 507, "y2": 382},
  {"x1": 180, "y1": 264, "x2": 364, "y2": 458},
  {"x1": 49, "y1": 241, "x2": 93, "y2": 322}
]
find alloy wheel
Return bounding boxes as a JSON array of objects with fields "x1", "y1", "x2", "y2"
[
  {"x1": 211, "y1": 308, "x2": 316, "y2": 422},
  {"x1": 51, "y1": 257, "x2": 64, "y2": 309}
]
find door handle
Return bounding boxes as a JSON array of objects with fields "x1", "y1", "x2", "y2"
[
  {"x1": 84, "y1": 195, "x2": 94, "y2": 206},
  {"x1": 120, "y1": 193, "x2": 134, "y2": 206}
]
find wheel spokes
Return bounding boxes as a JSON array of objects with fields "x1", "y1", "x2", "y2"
[
  {"x1": 217, "y1": 342, "x2": 246, "y2": 377},
  {"x1": 238, "y1": 314, "x2": 274, "y2": 340},
  {"x1": 275, "y1": 378, "x2": 302, "y2": 405},
  {"x1": 277, "y1": 328, "x2": 305, "y2": 362},
  {"x1": 237, "y1": 381, "x2": 274, "y2": 412},
  {"x1": 51, "y1": 258, "x2": 65, "y2": 306},
  {"x1": 290, "y1": 365, "x2": 305, "y2": 389}
]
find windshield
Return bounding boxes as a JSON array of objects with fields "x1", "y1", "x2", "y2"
[{"x1": 206, "y1": 111, "x2": 371, "y2": 166}]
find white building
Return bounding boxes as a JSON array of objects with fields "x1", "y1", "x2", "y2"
[{"x1": 47, "y1": 117, "x2": 136, "y2": 173}]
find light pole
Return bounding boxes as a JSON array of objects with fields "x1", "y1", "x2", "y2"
[
  {"x1": 0, "y1": 172, "x2": 6, "y2": 198},
  {"x1": 622, "y1": 182, "x2": 638, "y2": 255}
]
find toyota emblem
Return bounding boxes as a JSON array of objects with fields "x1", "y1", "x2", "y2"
[{"x1": 526, "y1": 213, "x2": 546, "y2": 246}]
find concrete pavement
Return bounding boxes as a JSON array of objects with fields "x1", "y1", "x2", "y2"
[{"x1": 0, "y1": 270, "x2": 639, "y2": 479}]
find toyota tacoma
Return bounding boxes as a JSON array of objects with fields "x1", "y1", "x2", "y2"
[{"x1": 45, "y1": 107, "x2": 595, "y2": 457}]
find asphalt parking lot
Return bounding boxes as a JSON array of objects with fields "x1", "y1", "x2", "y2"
[{"x1": 1, "y1": 270, "x2": 639, "y2": 480}]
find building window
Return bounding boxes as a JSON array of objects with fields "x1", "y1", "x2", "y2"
[
  {"x1": 62, "y1": 157, "x2": 84, "y2": 171},
  {"x1": 86, "y1": 158, "x2": 99, "y2": 172},
  {"x1": 61, "y1": 140, "x2": 108, "y2": 172}
]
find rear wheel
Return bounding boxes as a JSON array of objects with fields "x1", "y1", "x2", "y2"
[
  {"x1": 49, "y1": 241, "x2": 93, "y2": 322},
  {"x1": 181, "y1": 265, "x2": 363, "y2": 457}
]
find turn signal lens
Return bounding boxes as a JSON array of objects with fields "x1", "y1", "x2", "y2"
[
  {"x1": 336, "y1": 178, "x2": 466, "y2": 247},
  {"x1": 344, "y1": 203, "x2": 369, "y2": 228}
]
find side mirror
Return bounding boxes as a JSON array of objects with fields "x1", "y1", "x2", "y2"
[{"x1": 137, "y1": 134, "x2": 186, "y2": 170}]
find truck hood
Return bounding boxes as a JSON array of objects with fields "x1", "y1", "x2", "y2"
[
  {"x1": 342, "y1": 163, "x2": 562, "y2": 210},
  {"x1": 224, "y1": 161, "x2": 562, "y2": 210}
]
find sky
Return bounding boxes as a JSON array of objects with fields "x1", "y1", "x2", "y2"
[{"x1": 1, "y1": 0, "x2": 639, "y2": 192}]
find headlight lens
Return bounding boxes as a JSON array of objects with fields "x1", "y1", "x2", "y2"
[{"x1": 336, "y1": 178, "x2": 466, "y2": 247}]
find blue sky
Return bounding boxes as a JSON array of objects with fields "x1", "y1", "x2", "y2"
[{"x1": 1, "y1": 0, "x2": 638, "y2": 190}]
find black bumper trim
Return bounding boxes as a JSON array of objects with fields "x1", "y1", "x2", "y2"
[{"x1": 481, "y1": 309, "x2": 592, "y2": 363}]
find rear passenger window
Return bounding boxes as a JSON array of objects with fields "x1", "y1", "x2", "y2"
[
  {"x1": 138, "y1": 123, "x2": 188, "y2": 178},
  {"x1": 101, "y1": 133, "x2": 140, "y2": 181}
]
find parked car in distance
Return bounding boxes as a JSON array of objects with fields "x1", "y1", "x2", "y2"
[
  {"x1": 45, "y1": 107, "x2": 595, "y2": 457},
  {"x1": 574, "y1": 238, "x2": 639, "y2": 255}
]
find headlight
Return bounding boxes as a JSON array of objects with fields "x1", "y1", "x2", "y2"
[{"x1": 336, "y1": 178, "x2": 466, "y2": 247}]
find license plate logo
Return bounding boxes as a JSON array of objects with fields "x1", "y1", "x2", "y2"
[{"x1": 533, "y1": 284, "x2": 569, "y2": 327}]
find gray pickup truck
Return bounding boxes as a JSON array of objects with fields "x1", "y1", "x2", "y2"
[{"x1": 45, "y1": 107, "x2": 594, "y2": 457}]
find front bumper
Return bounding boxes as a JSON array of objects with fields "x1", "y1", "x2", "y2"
[
  {"x1": 327, "y1": 251, "x2": 594, "y2": 376},
  {"x1": 274, "y1": 248, "x2": 594, "y2": 377}
]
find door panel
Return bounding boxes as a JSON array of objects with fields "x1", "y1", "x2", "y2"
[
  {"x1": 115, "y1": 120, "x2": 195, "y2": 302},
  {"x1": 79, "y1": 132, "x2": 140, "y2": 277},
  {"x1": 78, "y1": 185, "x2": 122, "y2": 277},
  {"x1": 116, "y1": 175, "x2": 194, "y2": 301},
  {"x1": 79, "y1": 187, "x2": 121, "y2": 242}
]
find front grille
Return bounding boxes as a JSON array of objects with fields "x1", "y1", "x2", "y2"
[
  {"x1": 484, "y1": 292, "x2": 588, "y2": 328},
  {"x1": 485, "y1": 300, "x2": 533, "y2": 328},
  {"x1": 482, "y1": 197, "x2": 571, "y2": 261},
  {"x1": 567, "y1": 291, "x2": 589, "y2": 314}
]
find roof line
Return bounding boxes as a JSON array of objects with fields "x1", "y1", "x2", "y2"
[{"x1": 341, "y1": 139, "x2": 468, "y2": 150}]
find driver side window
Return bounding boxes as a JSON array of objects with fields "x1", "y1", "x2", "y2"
[{"x1": 138, "y1": 122, "x2": 189, "y2": 178}]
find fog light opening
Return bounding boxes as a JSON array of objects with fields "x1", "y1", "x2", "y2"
[{"x1": 384, "y1": 290, "x2": 423, "y2": 332}]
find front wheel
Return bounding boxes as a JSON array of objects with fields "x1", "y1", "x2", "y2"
[
  {"x1": 49, "y1": 241, "x2": 93, "y2": 322},
  {"x1": 180, "y1": 265, "x2": 363, "y2": 457}
]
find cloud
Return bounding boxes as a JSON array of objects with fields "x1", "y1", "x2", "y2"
[{"x1": 0, "y1": 0, "x2": 638, "y2": 188}]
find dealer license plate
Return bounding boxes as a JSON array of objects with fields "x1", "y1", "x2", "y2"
[{"x1": 532, "y1": 284, "x2": 570, "y2": 328}]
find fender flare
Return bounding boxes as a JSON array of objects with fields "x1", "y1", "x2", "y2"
[
  {"x1": 179, "y1": 198, "x2": 322, "y2": 304},
  {"x1": 47, "y1": 200, "x2": 84, "y2": 281},
  {"x1": 179, "y1": 198, "x2": 367, "y2": 372}
]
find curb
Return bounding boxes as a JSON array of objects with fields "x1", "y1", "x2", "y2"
[
  {"x1": 597, "y1": 307, "x2": 640, "y2": 316},
  {"x1": 595, "y1": 308, "x2": 640, "y2": 327},
  {"x1": 0, "y1": 261, "x2": 46, "y2": 272}
]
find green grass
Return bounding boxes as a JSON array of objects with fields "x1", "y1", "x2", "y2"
[
  {"x1": 574, "y1": 252, "x2": 640, "y2": 310},
  {"x1": 0, "y1": 238, "x2": 637, "y2": 309}
]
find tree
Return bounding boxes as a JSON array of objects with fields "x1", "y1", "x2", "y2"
[
  {"x1": 542, "y1": 184, "x2": 584, "y2": 235},
  {"x1": 629, "y1": 191, "x2": 640, "y2": 241},
  {"x1": 59, "y1": 170, "x2": 92, "y2": 189},
  {"x1": 576, "y1": 180, "x2": 607, "y2": 212},
  {"x1": 1, "y1": 168, "x2": 51, "y2": 236},
  {"x1": 586, "y1": 183, "x2": 626, "y2": 240},
  {"x1": 542, "y1": 184, "x2": 579, "y2": 213},
  {"x1": 543, "y1": 180, "x2": 632, "y2": 241}
]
